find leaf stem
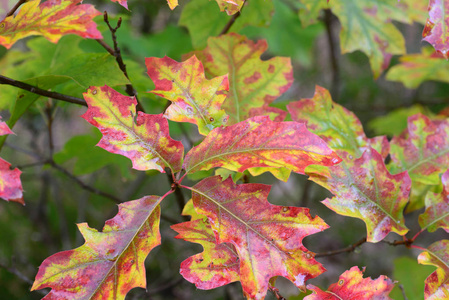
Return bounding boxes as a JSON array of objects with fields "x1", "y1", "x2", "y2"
[
  {"x1": 0, "y1": 75, "x2": 87, "y2": 106},
  {"x1": 269, "y1": 284, "x2": 286, "y2": 300},
  {"x1": 5, "y1": 0, "x2": 27, "y2": 17},
  {"x1": 219, "y1": 1, "x2": 246, "y2": 35},
  {"x1": 315, "y1": 237, "x2": 367, "y2": 257}
]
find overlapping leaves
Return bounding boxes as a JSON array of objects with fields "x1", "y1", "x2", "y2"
[
  {"x1": 305, "y1": 266, "x2": 394, "y2": 299},
  {"x1": 82, "y1": 85, "x2": 184, "y2": 173},
  {"x1": 194, "y1": 33, "x2": 292, "y2": 124},
  {"x1": 146, "y1": 55, "x2": 229, "y2": 135},
  {"x1": 32, "y1": 195, "x2": 163, "y2": 299},
  {"x1": 189, "y1": 176, "x2": 329, "y2": 299},
  {"x1": 418, "y1": 240, "x2": 449, "y2": 299},
  {"x1": 0, "y1": 0, "x2": 102, "y2": 49}
]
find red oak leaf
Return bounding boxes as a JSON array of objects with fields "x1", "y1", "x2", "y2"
[
  {"x1": 32, "y1": 195, "x2": 163, "y2": 299},
  {"x1": 0, "y1": 0, "x2": 102, "y2": 49},
  {"x1": 418, "y1": 240, "x2": 449, "y2": 299},
  {"x1": 307, "y1": 148, "x2": 410, "y2": 243},
  {"x1": 81, "y1": 85, "x2": 184, "y2": 173},
  {"x1": 183, "y1": 115, "x2": 341, "y2": 176},
  {"x1": 189, "y1": 176, "x2": 329, "y2": 299},
  {"x1": 305, "y1": 266, "x2": 394, "y2": 299},
  {"x1": 146, "y1": 55, "x2": 229, "y2": 135},
  {"x1": 422, "y1": 0, "x2": 449, "y2": 58}
]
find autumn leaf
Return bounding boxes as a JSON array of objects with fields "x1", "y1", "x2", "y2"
[
  {"x1": 188, "y1": 176, "x2": 329, "y2": 299},
  {"x1": 305, "y1": 266, "x2": 395, "y2": 299},
  {"x1": 0, "y1": 0, "x2": 102, "y2": 49},
  {"x1": 389, "y1": 113, "x2": 449, "y2": 185},
  {"x1": 287, "y1": 86, "x2": 389, "y2": 160},
  {"x1": 0, "y1": 119, "x2": 23, "y2": 205},
  {"x1": 419, "y1": 170, "x2": 449, "y2": 233},
  {"x1": 386, "y1": 47, "x2": 449, "y2": 88},
  {"x1": 418, "y1": 240, "x2": 449, "y2": 299},
  {"x1": 298, "y1": 0, "x2": 410, "y2": 77},
  {"x1": 422, "y1": 0, "x2": 449, "y2": 58},
  {"x1": 31, "y1": 195, "x2": 163, "y2": 299},
  {"x1": 183, "y1": 115, "x2": 341, "y2": 175},
  {"x1": 307, "y1": 148, "x2": 410, "y2": 243},
  {"x1": 194, "y1": 33, "x2": 293, "y2": 124},
  {"x1": 81, "y1": 85, "x2": 184, "y2": 173},
  {"x1": 167, "y1": 0, "x2": 243, "y2": 14}
]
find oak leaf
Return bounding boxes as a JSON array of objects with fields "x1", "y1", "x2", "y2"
[
  {"x1": 0, "y1": 0, "x2": 102, "y2": 49},
  {"x1": 183, "y1": 115, "x2": 341, "y2": 175},
  {"x1": 305, "y1": 266, "x2": 394, "y2": 299},
  {"x1": 146, "y1": 55, "x2": 229, "y2": 135},
  {"x1": 418, "y1": 240, "x2": 449, "y2": 299},
  {"x1": 194, "y1": 33, "x2": 293, "y2": 124},
  {"x1": 189, "y1": 176, "x2": 329, "y2": 299},
  {"x1": 422, "y1": 0, "x2": 449, "y2": 58},
  {"x1": 31, "y1": 195, "x2": 162, "y2": 299},
  {"x1": 81, "y1": 85, "x2": 184, "y2": 173},
  {"x1": 307, "y1": 148, "x2": 410, "y2": 243}
]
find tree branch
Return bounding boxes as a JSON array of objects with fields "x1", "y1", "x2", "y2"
[
  {"x1": 323, "y1": 9, "x2": 340, "y2": 101},
  {"x1": 269, "y1": 285, "x2": 286, "y2": 300},
  {"x1": 220, "y1": 2, "x2": 246, "y2": 36},
  {"x1": 6, "y1": 0, "x2": 27, "y2": 17},
  {"x1": 315, "y1": 237, "x2": 367, "y2": 258},
  {"x1": 0, "y1": 75, "x2": 86, "y2": 106}
]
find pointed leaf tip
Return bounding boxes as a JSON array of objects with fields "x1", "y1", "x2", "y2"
[{"x1": 81, "y1": 85, "x2": 184, "y2": 173}]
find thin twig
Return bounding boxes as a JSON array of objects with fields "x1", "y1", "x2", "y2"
[
  {"x1": 399, "y1": 284, "x2": 408, "y2": 300},
  {"x1": 0, "y1": 75, "x2": 86, "y2": 106},
  {"x1": 269, "y1": 285, "x2": 286, "y2": 300},
  {"x1": 315, "y1": 237, "x2": 367, "y2": 258},
  {"x1": 166, "y1": 169, "x2": 188, "y2": 219},
  {"x1": 323, "y1": 9, "x2": 340, "y2": 101},
  {"x1": 6, "y1": 0, "x2": 27, "y2": 17},
  {"x1": 101, "y1": 11, "x2": 144, "y2": 112},
  {"x1": 220, "y1": 11, "x2": 241, "y2": 35},
  {"x1": 147, "y1": 277, "x2": 184, "y2": 295},
  {"x1": 381, "y1": 239, "x2": 414, "y2": 248}
]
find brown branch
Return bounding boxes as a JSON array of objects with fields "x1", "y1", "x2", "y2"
[
  {"x1": 220, "y1": 1, "x2": 247, "y2": 35},
  {"x1": 323, "y1": 9, "x2": 340, "y2": 101},
  {"x1": 381, "y1": 238, "x2": 414, "y2": 248},
  {"x1": 315, "y1": 237, "x2": 367, "y2": 258},
  {"x1": 6, "y1": 0, "x2": 27, "y2": 17},
  {"x1": 269, "y1": 285, "x2": 286, "y2": 300},
  {"x1": 0, "y1": 75, "x2": 86, "y2": 106},
  {"x1": 166, "y1": 169, "x2": 188, "y2": 220},
  {"x1": 101, "y1": 11, "x2": 144, "y2": 113}
]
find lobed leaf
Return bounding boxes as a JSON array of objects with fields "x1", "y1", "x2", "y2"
[
  {"x1": 423, "y1": 0, "x2": 449, "y2": 58},
  {"x1": 31, "y1": 195, "x2": 162, "y2": 299},
  {"x1": 419, "y1": 170, "x2": 449, "y2": 233},
  {"x1": 0, "y1": 0, "x2": 102, "y2": 49},
  {"x1": 389, "y1": 114, "x2": 449, "y2": 185},
  {"x1": 190, "y1": 176, "x2": 329, "y2": 299},
  {"x1": 287, "y1": 86, "x2": 389, "y2": 160},
  {"x1": 305, "y1": 266, "x2": 394, "y2": 299},
  {"x1": 195, "y1": 33, "x2": 293, "y2": 124},
  {"x1": 81, "y1": 85, "x2": 184, "y2": 173},
  {"x1": 386, "y1": 47, "x2": 449, "y2": 88},
  {"x1": 183, "y1": 115, "x2": 341, "y2": 175},
  {"x1": 307, "y1": 148, "x2": 410, "y2": 243},
  {"x1": 418, "y1": 240, "x2": 449, "y2": 299},
  {"x1": 146, "y1": 55, "x2": 229, "y2": 135}
]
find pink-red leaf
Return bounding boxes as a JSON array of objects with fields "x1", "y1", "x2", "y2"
[
  {"x1": 423, "y1": 0, "x2": 449, "y2": 58},
  {"x1": 306, "y1": 148, "x2": 410, "y2": 243},
  {"x1": 305, "y1": 266, "x2": 394, "y2": 300},
  {"x1": 81, "y1": 86, "x2": 184, "y2": 173},
  {"x1": 146, "y1": 55, "x2": 229, "y2": 135},
  {"x1": 419, "y1": 170, "x2": 449, "y2": 233},
  {"x1": 183, "y1": 115, "x2": 341, "y2": 175},
  {"x1": 418, "y1": 240, "x2": 449, "y2": 299},
  {"x1": 287, "y1": 86, "x2": 389, "y2": 160},
  {"x1": 389, "y1": 114, "x2": 449, "y2": 185},
  {"x1": 189, "y1": 176, "x2": 329, "y2": 299},
  {"x1": 0, "y1": 0, "x2": 102, "y2": 49},
  {"x1": 31, "y1": 195, "x2": 162, "y2": 299},
  {"x1": 194, "y1": 33, "x2": 293, "y2": 124}
]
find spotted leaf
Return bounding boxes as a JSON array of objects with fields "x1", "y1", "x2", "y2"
[
  {"x1": 194, "y1": 33, "x2": 293, "y2": 124},
  {"x1": 423, "y1": 0, "x2": 449, "y2": 58},
  {"x1": 305, "y1": 266, "x2": 394, "y2": 300},
  {"x1": 183, "y1": 115, "x2": 341, "y2": 175},
  {"x1": 287, "y1": 86, "x2": 389, "y2": 160},
  {"x1": 81, "y1": 85, "x2": 184, "y2": 173},
  {"x1": 146, "y1": 55, "x2": 229, "y2": 135},
  {"x1": 389, "y1": 114, "x2": 449, "y2": 185},
  {"x1": 189, "y1": 176, "x2": 329, "y2": 299},
  {"x1": 418, "y1": 240, "x2": 449, "y2": 299},
  {"x1": 0, "y1": 0, "x2": 102, "y2": 49},
  {"x1": 31, "y1": 195, "x2": 163, "y2": 299},
  {"x1": 419, "y1": 170, "x2": 449, "y2": 233},
  {"x1": 306, "y1": 148, "x2": 410, "y2": 243}
]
